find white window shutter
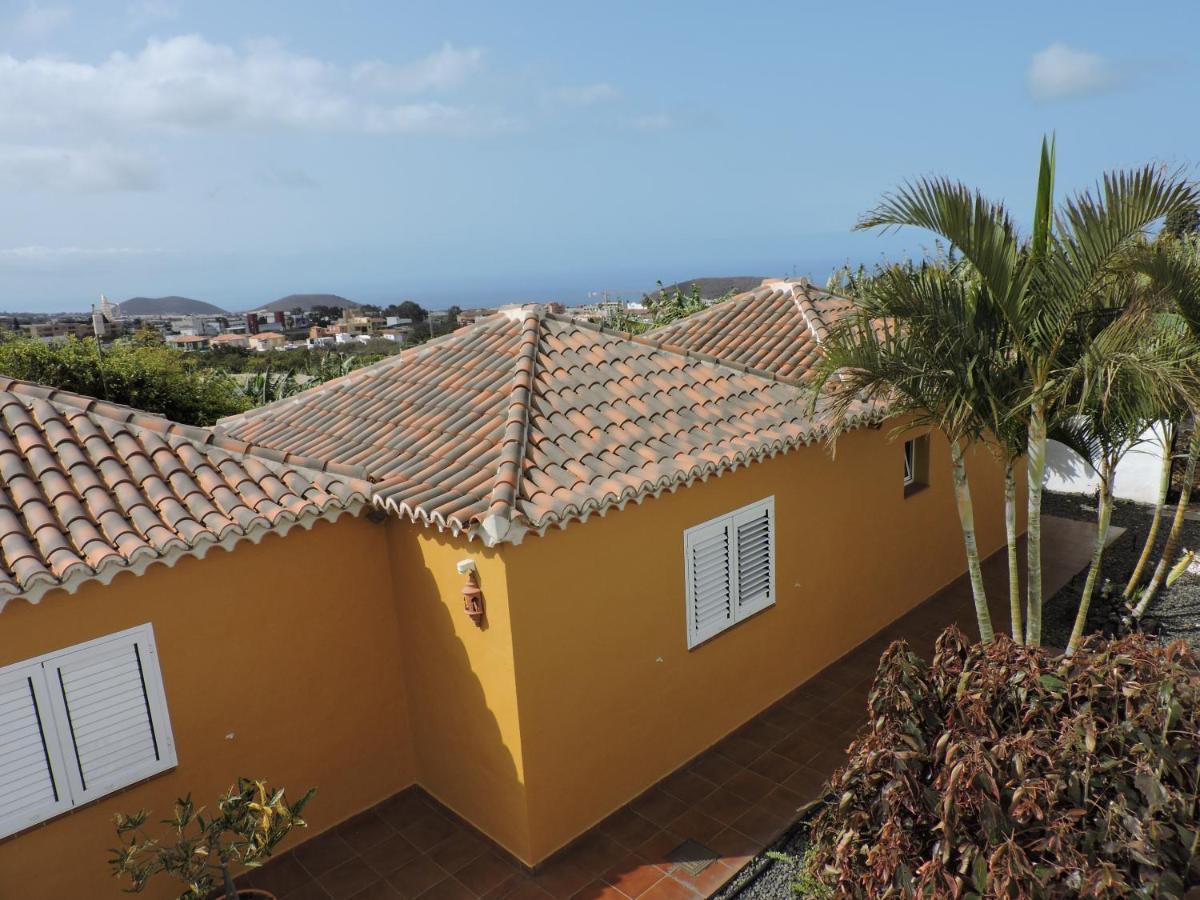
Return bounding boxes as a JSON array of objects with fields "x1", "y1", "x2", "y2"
[
  {"x1": 685, "y1": 517, "x2": 735, "y2": 648},
  {"x1": 0, "y1": 661, "x2": 71, "y2": 838},
  {"x1": 46, "y1": 626, "x2": 176, "y2": 803},
  {"x1": 733, "y1": 498, "x2": 775, "y2": 618}
]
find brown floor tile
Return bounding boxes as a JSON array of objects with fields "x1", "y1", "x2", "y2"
[
  {"x1": 772, "y1": 732, "x2": 822, "y2": 766},
  {"x1": 568, "y1": 880, "x2": 626, "y2": 900},
  {"x1": 692, "y1": 788, "x2": 754, "y2": 827},
  {"x1": 319, "y1": 857, "x2": 386, "y2": 900},
  {"x1": 638, "y1": 877, "x2": 699, "y2": 899},
  {"x1": 780, "y1": 692, "x2": 832, "y2": 719},
  {"x1": 247, "y1": 854, "x2": 312, "y2": 896},
  {"x1": 602, "y1": 854, "x2": 668, "y2": 898},
  {"x1": 483, "y1": 877, "x2": 554, "y2": 900},
  {"x1": 631, "y1": 831, "x2": 683, "y2": 871},
  {"x1": 723, "y1": 768, "x2": 774, "y2": 804},
  {"x1": 664, "y1": 808, "x2": 724, "y2": 846},
  {"x1": 757, "y1": 703, "x2": 806, "y2": 733},
  {"x1": 557, "y1": 832, "x2": 628, "y2": 877},
  {"x1": 339, "y1": 811, "x2": 399, "y2": 854},
  {"x1": 655, "y1": 770, "x2": 718, "y2": 807},
  {"x1": 399, "y1": 811, "x2": 461, "y2": 853},
  {"x1": 808, "y1": 745, "x2": 852, "y2": 776},
  {"x1": 707, "y1": 827, "x2": 760, "y2": 872},
  {"x1": 595, "y1": 808, "x2": 661, "y2": 851},
  {"x1": 710, "y1": 735, "x2": 765, "y2": 767},
  {"x1": 429, "y1": 829, "x2": 489, "y2": 874},
  {"x1": 758, "y1": 786, "x2": 805, "y2": 819},
  {"x1": 529, "y1": 857, "x2": 594, "y2": 898},
  {"x1": 684, "y1": 751, "x2": 741, "y2": 786},
  {"x1": 295, "y1": 830, "x2": 358, "y2": 878},
  {"x1": 285, "y1": 883, "x2": 335, "y2": 900},
  {"x1": 350, "y1": 881, "x2": 404, "y2": 900},
  {"x1": 670, "y1": 860, "x2": 736, "y2": 897},
  {"x1": 456, "y1": 853, "x2": 519, "y2": 897},
  {"x1": 746, "y1": 751, "x2": 800, "y2": 785},
  {"x1": 732, "y1": 719, "x2": 788, "y2": 750},
  {"x1": 628, "y1": 789, "x2": 689, "y2": 830},
  {"x1": 728, "y1": 805, "x2": 792, "y2": 844},
  {"x1": 417, "y1": 877, "x2": 477, "y2": 900},
  {"x1": 360, "y1": 834, "x2": 422, "y2": 878},
  {"x1": 388, "y1": 857, "x2": 451, "y2": 900}
]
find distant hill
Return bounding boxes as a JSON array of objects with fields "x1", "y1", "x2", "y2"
[
  {"x1": 120, "y1": 296, "x2": 228, "y2": 316},
  {"x1": 645, "y1": 276, "x2": 766, "y2": 301},
  {"x1": 255, "y1": 293, "x2": 360, "y2": 313}
]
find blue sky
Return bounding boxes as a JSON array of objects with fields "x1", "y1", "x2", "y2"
[{"x1": 1, "y1": 0, "x2": 1198, "y2": 311}]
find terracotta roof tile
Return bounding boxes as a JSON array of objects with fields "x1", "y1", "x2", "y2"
[
  {"x1": 646, "y1": 278, "x2": 858, "y2": 384},
  {"x1": 218, "y1": 306, "x2": 878, "y2": 544},
  {"x1": 0, "y1": 377, "x2": 371, "y2": 611}
]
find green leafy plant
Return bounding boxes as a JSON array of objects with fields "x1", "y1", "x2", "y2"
[
  {"x1": 802, "y1": 627, "x2": 1200, "y2": 898},
  {"x1": 109, "y1": 778, "x2": 314, "y2": 900}
]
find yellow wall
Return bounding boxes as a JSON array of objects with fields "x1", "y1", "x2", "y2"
[
  {"x1": 383, "y1": 522, "x2": 532, "y2": 861},
  {"x1": 501, "y1": 426, "x2": 1024, "y2": 861},
  {"x1": 0, "y1": 515, "x2": 415, "y2": 899},
  {"x1": 0, "y1": 425, "x2": 1027, "y2": 888}
]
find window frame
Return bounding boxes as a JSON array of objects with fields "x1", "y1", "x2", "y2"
[
  {"x1": 903, "y1": 434, "x2": 931, "y2": 497},
  {"x1": 683, "y1": 496, "x2": 776, "y2": 649},
  {"x1": 0, "y1": 624, "x2": 176, "y2": 840}
]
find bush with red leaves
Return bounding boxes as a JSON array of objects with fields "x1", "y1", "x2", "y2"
[{"x1": 803, "y1": 627, "x2": 1200, "y2": 898}]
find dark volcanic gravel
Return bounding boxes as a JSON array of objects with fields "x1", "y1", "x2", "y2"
[
  {"x1": 1042, "y1": 490, "x2": 1200, "y2": 652},
  {"x1": 722, "y1": 490, "x2": 1200, "y2": 898}
]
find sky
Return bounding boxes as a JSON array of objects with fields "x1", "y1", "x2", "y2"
[{"x1": 0, "y1": 1, "x2": 1198, "y2": 312}]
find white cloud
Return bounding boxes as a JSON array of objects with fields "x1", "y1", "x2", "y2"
[
  {"x1": 1028, "y1": 43, "x2": 1126, "y2": 101},
  {"x1": 0, "y1": 144, "x2": 160, "y2": 192},
  {"x1": 0, "y1": 35, "x2": 491, "y2": 136},
  {"x1": 352, "y1": 44, "x2": 483, "y2": 93},
  {"x1": 12, "y1": 3, "x2": 71, "y2": 38},
  {"x1": 544, "y1": 83, "x2": 619, "y2": 107}
]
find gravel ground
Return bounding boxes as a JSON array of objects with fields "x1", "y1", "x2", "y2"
[
  {"x1": 722, "y1": 491, "x2": 1200, "y2": 898},
  {"x1": 1042, "y1": 490, "x2": 1200, "y2": 652}
]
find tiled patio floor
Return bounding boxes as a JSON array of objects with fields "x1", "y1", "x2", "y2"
[{"x1": 243, "y1": 515, "x2": 1115, "y2": 900}]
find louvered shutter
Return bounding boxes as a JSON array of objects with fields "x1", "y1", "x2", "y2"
[
  {"x1": 45, "y1": 626, "x2": 176, "y2": 804},
  {"x1": 0, "y1": 661, "x2": 70, "y2": 838},
  {"x1": 733, "y1": 499, "x2": 775, "y2": 618},
  {"x1": 685, "y1": 518, "x2": 735, "y2": 648}
]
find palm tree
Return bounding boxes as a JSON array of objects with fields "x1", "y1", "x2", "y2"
[
  {"x1": 815, "y1": 263, "x2": 1010, "y2": 642},
  {"x1": 855, "y1": 138, "x2": 1197, "y2": 645},
  {"x1": 1122, "y1": 419, "x2": 1179, "y2": 601},
  {"x1": 1057, "y1": 294, "x2": 1195, "y2": 653},
  {"x1": 1129, "y1": 236, "x2": 1200, "y2": 618}
]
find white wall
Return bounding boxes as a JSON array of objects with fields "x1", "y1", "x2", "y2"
[{"x1": 1044, "y1": 427, "x2": 1167, "y2": 504}]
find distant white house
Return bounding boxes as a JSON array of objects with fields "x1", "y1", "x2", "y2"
[{"x1": 1045, "y1": 428, "x2": 1168, "y2": 504}]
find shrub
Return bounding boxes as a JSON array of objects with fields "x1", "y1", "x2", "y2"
[{"x1": 802, "y1": 627, "x2": 1200, "y2": 898}]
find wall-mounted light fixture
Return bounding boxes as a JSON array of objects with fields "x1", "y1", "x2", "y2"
[{"x1": 457, "y1": 559, "x2": 485, "y2": 627}]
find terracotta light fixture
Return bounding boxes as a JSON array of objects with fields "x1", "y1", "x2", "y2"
[{"x1": 457, "y1": 559, "x2": 485, "y2": 627}]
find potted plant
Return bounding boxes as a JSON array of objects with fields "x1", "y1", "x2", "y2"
[{"x1": 109, "y1": 778, "x2": 315, "y2": 900}]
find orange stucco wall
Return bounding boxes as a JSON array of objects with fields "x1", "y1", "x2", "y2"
[
  {"x1": 501, "y1": 426, "x2": 1024, "y2": 861},
  {"x1": 0, "y1": 426, "x2": 1027, "y2": 891},
  {"x1": 0, "y1": 515, "x2": 415, "y2": 899},
  {"x1": 383, "y1": 521, "x2": 533, "y2": 861}
]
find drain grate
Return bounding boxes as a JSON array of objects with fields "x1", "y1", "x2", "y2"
[{"x1": 666, "y1": 838, "x2": 720, "y2": 876}]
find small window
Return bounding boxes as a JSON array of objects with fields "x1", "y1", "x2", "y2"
[
  {"x1": 903, "y1": 435, "x2": 930, "y2": 496},
  {"x1": 0, "y1": 624, "x2": 176, "y2": 839},
  {"x1": 683, "y1": 497, "x2": 776, "y2": 648}
]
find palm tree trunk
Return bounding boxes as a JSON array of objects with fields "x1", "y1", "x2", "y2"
[
  {"x1": 1133, "y1": 426, "x2": 1200, "y2": 618},
  {"x1": 1004, "y1": 459, "x2": 1023, "y2": 643},
  {"x1": 1025, "y1": 402, "x2": 1048, "y2": 646},
  {"x1": 1067, "y1": 457, "x2": 1113, "y2": 655},
  {"x1": 1123, "y1": 423, "x2": 1175, "y2": 600},
  {"x1": 950, "y1": 440, "x2": 994, "y2": 643}
]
